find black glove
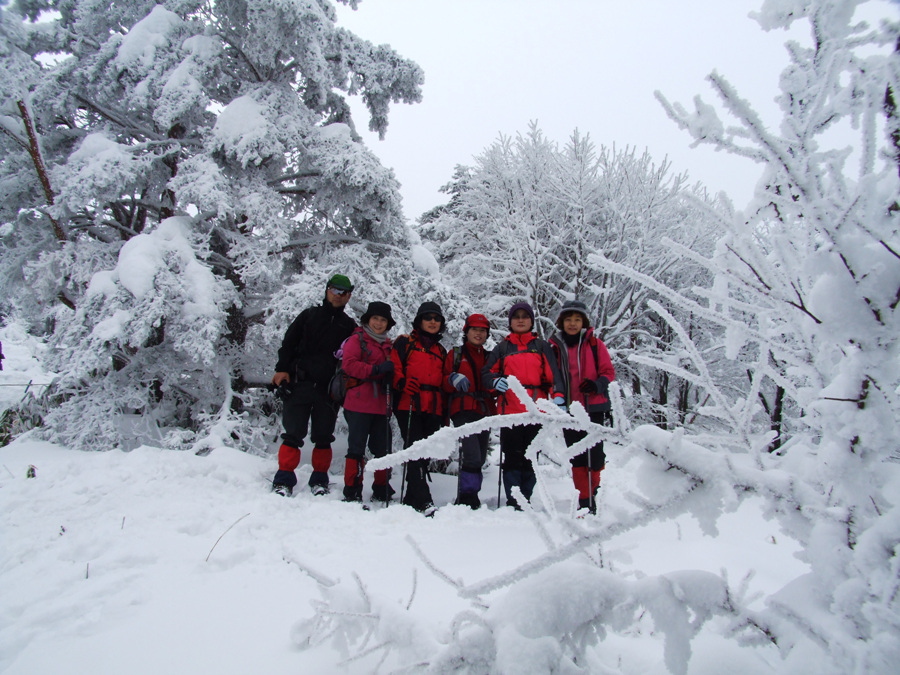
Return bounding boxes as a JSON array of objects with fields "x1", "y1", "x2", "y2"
[
  {"x1": 579, "y1": 379, "x2": 598, "y2": 394},
  {"x1": 598, "y1": 377, "x2": 610, "y2": 397},
  {"x1": 372, "y1": 360, "x2": 394, "y2": 377},
  {"x1": 275, "y1": 382, "x2": 294, "y2": 400}
]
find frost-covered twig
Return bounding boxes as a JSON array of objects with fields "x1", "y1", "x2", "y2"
[
  {"x1": 405, "y1": 535, "x2": 463, "y2": 590},
  {"x1": 205, "y1": 513, "x2": 250, "y2": 562}
]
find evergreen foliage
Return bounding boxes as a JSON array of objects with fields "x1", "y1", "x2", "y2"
[{"x1": 0, "y1": 0, "x2": 427, "y2": 449}]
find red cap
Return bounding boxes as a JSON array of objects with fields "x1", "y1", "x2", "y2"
[{"x1": 464, "y1": 314, "x2": 490, "y2": 333}]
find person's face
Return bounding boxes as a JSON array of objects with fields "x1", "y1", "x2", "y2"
[
  {"x1": 510, "y1": 310, "x2": 532, "y2": 334},
  {"x1": 326, "y1": 286, "x2": 351, "y2": 308},
  {"x1": 466, "y1": 326, "x2": 488, "y2": 346},
  {"x1": 368, "y1": 315, "x2": 389, "y2": 335},
  {"x1": 563, "y1": 313, "x2": 584, "y2": 336},
  {"x1": 420, "y1": 313, "x2": 442, "y2": 335}
]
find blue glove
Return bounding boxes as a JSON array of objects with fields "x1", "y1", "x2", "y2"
[
  {"x1": 449, "y1": 372, "x2": 470, "y2": 392},
  {"x1": 553, "y1": 396, "x2": 567, "y2": 411},
  {"x1": 493, "y1": 377, "x2": 509, "y2": 393}
]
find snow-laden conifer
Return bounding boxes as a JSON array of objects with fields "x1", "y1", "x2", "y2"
[{"x1": 0, "y1": 0, "x2": 428, "y2": 448}]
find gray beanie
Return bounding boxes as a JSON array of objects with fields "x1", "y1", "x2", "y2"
[{"x1": 555, "y1": 299, "x2": 591, "y2": 330}]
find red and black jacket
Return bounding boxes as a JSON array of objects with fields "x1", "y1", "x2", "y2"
[
  {"x1": 443, "y1": 343, "x2": 497, "y2": 418},
  {"x1": 391, "y1": 331, "x2": 448, "y2": 415},
  {"x1": 482, "y1": 332, "x2": 565, "y2": 415}
]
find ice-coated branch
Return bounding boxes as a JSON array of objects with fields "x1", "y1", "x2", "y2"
[
  {"x1": 405, "y1": 535, "x2": 463, "y2": 590},
  {"x1": 368, "y1": 376, "x2": 618, "y2": 472}
]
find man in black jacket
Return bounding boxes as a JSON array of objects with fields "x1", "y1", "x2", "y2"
[{"x1": 271, "y1": 274, "x2": 356, "y2": 496}]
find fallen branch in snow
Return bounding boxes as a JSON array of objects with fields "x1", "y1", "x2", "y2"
[
  {"x1": 205, "y1": 513, "x2": 250, "y2": 562},
  {"x1": 282, "y1": 555, "x2": 337, "y2": 588}
]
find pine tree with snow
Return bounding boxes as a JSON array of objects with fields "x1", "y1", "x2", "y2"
[{"x1": 0, "y1": 0, "x2": 427, "y2": 449}]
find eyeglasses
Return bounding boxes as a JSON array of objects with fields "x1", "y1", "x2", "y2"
[
  {"x1": 328, "y1": 287, "x2": 349, "y2": 296},
  {"x1": 421, "y1": 314, "x2": 442, "y2": 322},
  {"x1": 511, "y1": 312, "x2": 531, "y2": 320}
]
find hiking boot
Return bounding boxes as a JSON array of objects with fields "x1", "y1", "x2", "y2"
[
  {"x1": 454, "y1": 493, "x2": 481, "y2": 509},
  {"x1": 273, "y1": 484, "x2": 293, "y2": 497},
  {"x1": 342, "y1": 485, "x2": 362, "y2": 502},
  {"x1": 371, "y1": 483, "x2": 395, "y2": 504},
  {"x1": 578, "y1": 497, "x2": 597, "y2": 515},
  {"x1": 404, "y1": 499, "x2": 437, "y2": 517},
  {"x1": 310, "y1": 484, "x2": 330, "y2": 497}
]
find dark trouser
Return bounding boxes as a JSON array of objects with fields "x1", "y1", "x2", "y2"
[
  {"x1": 451, "y1": 411, "x2": 489, "y2": 505},
  {"x1": 273, "y1": 381, "x2": 338, "y2": 489},
  {"x1": 564, "y1": 410, "x2": 609, "y2": 470},
  {"x1": 500, "y1": 423, "x2": 540, "y2": 508},
  {"x1": 343, "y1": 410, "x2": 391, "y2": 500},
  {"x1": 565, "y1": 410, "x2": 611, "y2": 512},
  {"x1": 393, "y1": 410, "x2": 441, "y2": 510}
]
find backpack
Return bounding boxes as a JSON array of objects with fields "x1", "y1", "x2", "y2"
[{"x1": 327, "y1": 332, "x2": 369, "y2": 405}]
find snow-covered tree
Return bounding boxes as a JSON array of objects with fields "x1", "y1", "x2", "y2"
[
  {"x1": 0, "y1": 0, "x2": 427, "y2": 449},
  {"x1": 303, "y1": 1, "x2": 900, "y2": 672},
  {"x1": 419, "y1": 124, "x2": 725, "y2": 427},
  {"x1": 623, "y1": 0, "x2": 900, "y2": 667}
]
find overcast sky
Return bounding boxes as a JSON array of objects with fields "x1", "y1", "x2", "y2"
[{"x1": 334, "y1": 0, "x2": 895, "y2": 222}]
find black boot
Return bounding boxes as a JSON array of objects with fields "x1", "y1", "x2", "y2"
[
  {"x1": 342, "y1": 484, "x2": 363, "y2": 502},
  {"x1": 503, "y1": 469, "x2": 524, "y2": 509},
  {"x1": 455, "y1": 492, "x2": 481, "y2": 509},
  {"x1": 371, "y1": 482, "x2": 396, "y2": 503},
  {"x1": 402, "y1": 459, "x2": 434, "y2": 514},
  {"x1": 578, "y1": 496, "x2": 597, "y2": 515}
]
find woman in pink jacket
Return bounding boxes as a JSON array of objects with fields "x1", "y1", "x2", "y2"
[
  {"x1": 549, "y1": 299, "x2": 615, "y2": 514},
  {"x1": 340, "y1": 301, "x2": 396, "y2": 503}
]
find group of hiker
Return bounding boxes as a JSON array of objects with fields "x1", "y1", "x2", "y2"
[{"x1": 270, "y1": 274, "x2": 615, "y2": 517}]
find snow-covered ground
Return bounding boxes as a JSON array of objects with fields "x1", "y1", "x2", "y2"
[
  {"x1": 0, "y1": 323, "x2": 813, "y2": 673},
  {"x1": 1, "y1": 439, "x2": 811, "y2": 675}
]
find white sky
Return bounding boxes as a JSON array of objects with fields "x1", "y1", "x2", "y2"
[{"x1": 335, "y1": 0, "x2": 895, "y2": 221}]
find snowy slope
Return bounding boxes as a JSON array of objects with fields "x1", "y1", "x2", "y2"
[
  {"x1": 0, "y1": 429, "x2": 814, "y2": 674},
  {"x1": 0, "y1": 321, "x2": 825, "y2": 674}
]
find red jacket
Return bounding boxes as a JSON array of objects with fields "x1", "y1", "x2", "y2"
[
  {"x1": 549, "y1": 329, "x2": 615, "y2": 412},
  {"x1": 443, "y1": 343, "x2": 497, "y2": 418},
  {"x1": 341, "y1": 327, "x2": 393, "y2": 415},
  {"x1": 482, "y1": 332, "x2": 565, "y2": 415},
  {"x1": 391, "y1": 331, "x2": 448, "y2": 415}
]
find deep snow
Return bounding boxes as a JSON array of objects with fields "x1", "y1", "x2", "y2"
[{"x1": 0, "y1": 323, "x2": 811, "y2": 674}]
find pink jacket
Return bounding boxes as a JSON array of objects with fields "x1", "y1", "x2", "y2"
[
  {"x1": 549, "y1": 329, "x2": 615, "y2": 412},
  {"x1": 341, "y1": 328, "x2": 393, "y2": 415}
]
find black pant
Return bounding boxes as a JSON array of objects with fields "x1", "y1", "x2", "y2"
[
  {"x1": 565, "y1": 410, "x2": 611, "y2": 470},
  {"x1": 500, "y1": 423, "x2": 539, "y2": 472},
  {"x1": 281, "y1": 381, "x2": 338, "y2": 449},
  {"x1": 451, "y1": 411, "x2": 489, "y2": 473},
  {"x1": 500, "y1": 424, "x2": 540, "y2": 505},
  {"x1": 393, "y1": 410, "x2": 441, "y2": 509},
  {"x1": 343, "y1": 410, "x2": 390, "y2": 460}
]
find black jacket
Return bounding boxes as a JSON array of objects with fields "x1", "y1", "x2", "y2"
[{"x1": 275, "y1": 299, "x2": 356, "y2": 385}]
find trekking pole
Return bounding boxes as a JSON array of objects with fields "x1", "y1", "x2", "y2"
[
  {"x1": 384, "y1": 378, "x2": 393, "y2": 508},
  {"x1": 400, "y1": 464, "x2": 406, "y2": 502},
  {"x1": 497, "y1": 444, "x2": 503, "y2": 508},
  {"x1": 455, "y1": 435, "x2": 462, "y2": 506}
]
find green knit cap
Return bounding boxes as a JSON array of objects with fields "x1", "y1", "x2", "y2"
[{"x1": 327, "y1": 274, "x2": 353, "y2": 291}]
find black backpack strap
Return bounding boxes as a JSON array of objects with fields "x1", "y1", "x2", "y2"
[{"x1": 452, "y1": 346, "x2": 463, "y2": 372}]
